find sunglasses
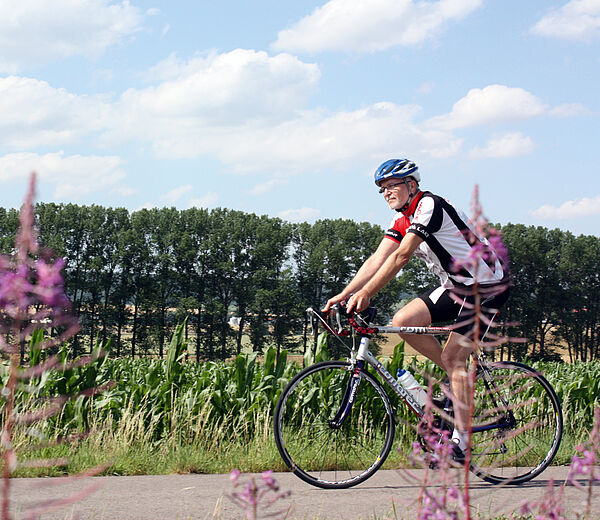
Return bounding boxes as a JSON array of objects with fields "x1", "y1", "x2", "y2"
[{"x1": 378, "y1": 181, "x2": 405, "y2": 194}]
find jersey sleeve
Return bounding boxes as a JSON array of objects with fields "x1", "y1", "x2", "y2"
[
  {"x1": 384, "y1": 215, "x2": 410, "y2": 243},
  {"x1": 406, "y1": 195, "x2": 442, "y2": 240}
]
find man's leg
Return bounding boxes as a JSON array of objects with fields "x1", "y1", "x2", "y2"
[
  {"x1": 392, "y1": 298, "x2": 445, "y2": 370},
  {"x1": 441, "y1": 332, "x2": 475, "y2": 451}
]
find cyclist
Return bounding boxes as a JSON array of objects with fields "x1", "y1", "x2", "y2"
[{"x1": 323, "y1": 158, "x2": 509, "y2": 461}]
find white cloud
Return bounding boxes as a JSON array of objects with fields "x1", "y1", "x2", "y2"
[
  {"x1": 416, "y1": 81, "x2": 435, "y2": 95},
  {"x1": 0, "y1": 151, "x2": 126, "y2": 200},
  {"x1": 532, "y1": 195, "x2": 600, "y2": 219},
  {"x1": 0, "y1": 54, "x2": 457, "y2": 175},
  {"x1": 272, "y1": 0, "x2": 482, "y2": 53},
  {"x1": 103, "y1": 51, "x2": 467, "y2": 170},
  {"x1": 5, "y1": 52, "x2": 584, "y2": 186},
  {"x1": 187, "y1": 102, "x2": 461, "y2": 172},
  {"x1": 0, "y1": 76, "x2": 113, "y2": 149},
  {"x1": 124, "y1": 49, "x2": 320, "y2": 124},
  {"x1": 160, "y1": 184, "x2": 193, "y2": 204},
  {"x1": 106, "y1": 51, "x2": 465, "y2": 170},
  {"x1": 278, "y1": 207, "x2": 321, "y2": 222},
  {"x1": 104, "y1": 49, "x2": 321, "y2": 159},
  {"x1": 426, "y1": 85, "x2": 546, "y2": 130},
  {"x1": 249, "y1": 178, "x2": 289, "y2": 195},
  {"x1": 469, "y1": 132, "x2": 535, "y2": 159},
  {"x1": 532, "y1": 0, "x2": 600, "y2": 41},
  {"x1": 549, "y1": 102, "x2": 589, "y2": 117},
  {"x1": 135, "y1": 202, "x2": 157, "y2": 212},
  {"x1": 0, "y1": 0, "x2": 144, "y2": 72},
  {"x1": 112, "y1": 185, "x2": 137, "y2": 197},
  {"x1": 187, "y1": 193, "x2": 218, "y2": 209}
]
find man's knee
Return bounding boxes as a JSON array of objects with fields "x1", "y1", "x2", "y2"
[
  {"x1": 442, "y1": 335, "x2": 473, "y2": 369},
  {"x1": 392, "y1": 298, "x2": 431, "y2": 327},
  {"x1": 392, "y1": 311, "x2": 410, "y2": 327}
]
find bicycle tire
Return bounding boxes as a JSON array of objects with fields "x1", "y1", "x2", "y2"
[
  {"x1": 469, "y1": 361, "x2": 563, "y2": 484},
  {"x1": 274, "y1": 360, "x2": 395, "y2": 489}
]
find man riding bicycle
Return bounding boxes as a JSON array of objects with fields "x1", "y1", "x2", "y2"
[{"x1": 323, "y1": 158, "x2": 509, "y2": 460}]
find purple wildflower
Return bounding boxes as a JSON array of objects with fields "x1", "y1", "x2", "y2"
[
  {"x1": 228, "y1": 470, "x2": 291, "y2": 520},
  {"x1": 1, "y1": 173, "x2": 88, "y2": 520},
  {"x1": 566, "y1": 407, "x2": 600, "y2": 518},
  {"x1": 409, "y1": 398, "x2": 467, "y2": 520},
  {"x1": 0, "y1": 173, "x2": 79, "y2": 350},
  {"x1": 261, "y1": 470, "x2": 277, "y2": 489},
  {"x1": 520, "y1": 408, "x2": 600, "y2": 520},
  {"x1": 570, "y1": 447, "x2": 597, "y2": 480}
]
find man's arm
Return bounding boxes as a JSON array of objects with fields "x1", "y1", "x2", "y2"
[
  {"x1": 346, "y1": 232, "x2": 424, "y2": 313},
  {"x1": 322, "y1": 237, "x2": 400, "y2": 311}
]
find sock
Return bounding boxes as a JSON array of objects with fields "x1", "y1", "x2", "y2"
[{"x1": 452, "y1": 429, "x2": 468, "y2": 452}]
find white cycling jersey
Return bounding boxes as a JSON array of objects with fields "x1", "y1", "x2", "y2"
[{"x1": 384, "y1": 191, "x2": 506, "y2": 289}]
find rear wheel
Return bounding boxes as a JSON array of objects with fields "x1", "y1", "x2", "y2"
[
  {"x1": 273, "y1": 360, "x2": 395, "y2": 489},
  {"x1": 470, "y1": 361, "x2": 563, "y2": 484}
]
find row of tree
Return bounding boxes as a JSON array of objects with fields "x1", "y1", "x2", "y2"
[{"x1": 1, "y1": 204, "x2": 598, "y2": 362}]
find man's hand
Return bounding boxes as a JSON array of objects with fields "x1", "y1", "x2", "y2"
[
  {"x1": 322, "y1": 293, "x2": 348, "y2": 312},
  {"x1": 346, "y1": 289, "x2": 371, "y2": 314}
]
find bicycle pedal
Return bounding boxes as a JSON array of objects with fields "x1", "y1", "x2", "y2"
[{"x1": 432, "y1": 394, "x2": 452, "y2": 411}]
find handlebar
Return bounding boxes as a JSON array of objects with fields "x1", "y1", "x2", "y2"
[{"x1": 307, "y1": 303, "x2": 379, "y2": 336}]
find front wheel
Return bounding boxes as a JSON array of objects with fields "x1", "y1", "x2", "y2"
[
  {"x1": 273, "y1": 360, "x2": 395, "y2": 489},
  {"x1": 470, "y1": 361, "x2": 563, "y2": 484}
]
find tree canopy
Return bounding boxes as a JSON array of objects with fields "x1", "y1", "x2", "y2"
[{"x1": 1, "y1": 204, "x2": 598, "y2": 362}]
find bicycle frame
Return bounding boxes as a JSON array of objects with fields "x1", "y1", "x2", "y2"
[
  {"x1": 309, "y1": 306, "x2": 513, "y2": 434},
  {"x1": 308, "y1": 307, "x2": 452, "y2": 421}
]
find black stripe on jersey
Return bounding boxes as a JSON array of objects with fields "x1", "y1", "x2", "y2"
[
  {"x1": 385, "y1": 228, "x2": 403, "y2": 242},
  {"x1": 439, "y1": 196, "x2": 472, "y2": 236},
  {"x1": 407, "y1": 192, "x2": 444, "y2": 238},
  {"x1": 424, "y1": 193, "x2": 444, "y2": 233},
  {"x1": 427, "y1": 234, "x2": 473, "y2": 281},
  {"x1": 408, "y1": 222, "x2": 430, "y2": 239}
]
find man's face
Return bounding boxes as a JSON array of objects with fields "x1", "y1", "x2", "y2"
[{"x1": 380, "y1": 178, "x2": 409, "y2": 210}]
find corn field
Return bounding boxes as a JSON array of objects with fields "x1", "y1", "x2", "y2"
[{"x1": 1, "y1": 325, "x2": 599, "y2": 459}]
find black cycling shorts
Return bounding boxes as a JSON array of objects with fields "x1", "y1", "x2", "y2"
[{"x1": 418, "y1": 284, "x2": 509, "y2": 337}]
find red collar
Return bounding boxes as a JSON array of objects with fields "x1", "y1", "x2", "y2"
[{"x1": 401, "y1": 190, "x2": 424, "y2": 217}]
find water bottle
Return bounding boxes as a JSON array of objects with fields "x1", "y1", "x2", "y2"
[{"x1": 397, "y1": 368, "x2": 427, "y2": 408}]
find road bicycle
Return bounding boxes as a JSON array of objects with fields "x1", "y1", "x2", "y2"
[{"x1": 273, "y1": 304, "x2": 563, "y2": 489}]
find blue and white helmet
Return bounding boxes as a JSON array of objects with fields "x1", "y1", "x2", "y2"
[{"x1": 374, "y1": 159, "x2": 420, "y2": 186}]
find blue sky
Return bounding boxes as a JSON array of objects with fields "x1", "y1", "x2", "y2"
[{"x1": 1, "y1": 0, "x2": 599, "y2": 236}]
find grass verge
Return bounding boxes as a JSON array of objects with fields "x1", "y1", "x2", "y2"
[{"x1": 13, "y1": 423, "x2": 580, "y2": 478}]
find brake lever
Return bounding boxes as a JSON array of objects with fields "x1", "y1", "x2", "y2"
[
  {"x1": 334, "y1": 306, "x2": 343, "y2": 333},
  {"x1": 306, "y1": 307, "x2": 332, "y2": 335}
]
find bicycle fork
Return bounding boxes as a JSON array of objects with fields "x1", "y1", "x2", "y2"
[{"x1": 328, "y1": 359, "x2": 365, "y2": 429}]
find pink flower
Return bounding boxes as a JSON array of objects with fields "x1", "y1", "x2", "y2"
[
  {"x1": 0, "y1": 173, "x2": 77, "y2": 344},
  {"x1": 520, "y1": 500, "x2": 532, "y2": 515},
  {"x1": 34, "y1": 258, "x2": 69, "y2": 308},
  {"x1": 230, "y1": 469, "x2": 241, "y2": 482},
  {"x1": 241, "y1": 482, "x2": 258, "y2": 506},
  {"x1": 261, "y1": 470, "x2": 276, "y2": 488}
]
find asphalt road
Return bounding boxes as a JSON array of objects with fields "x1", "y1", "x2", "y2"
[{"x1": 8, "y1": 466, "x2": 599, "y2": 520}]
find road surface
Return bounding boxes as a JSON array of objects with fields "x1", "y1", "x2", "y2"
[{"x1": 8, "y1": 467, "x2": 599, "y2": 519}]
